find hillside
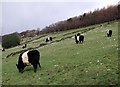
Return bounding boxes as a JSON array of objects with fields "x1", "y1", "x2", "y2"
[{"x1": 2, "y1": 21, "x2": 118, "y2": 85}]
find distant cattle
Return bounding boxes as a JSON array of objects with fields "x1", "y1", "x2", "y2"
[
  {"x1": 46, "y1": 37, "x2": 52, "y2": 42},
  {"x1": 75, "y1": 33, "x2": 84, "y2": 44},
  {"x1": 107, "y1": 22, "x2": 110, "y2": 24},
  {"x1": 22, "y1": 44, "x2": 27, "y2": 49},
  {"x1": 100, "y1": 24, "x2": 103, "y2": 27},
  {"x1": 16, "y1": 50, "x2": 41, "y2": 73},
  {"x1": 2, "y1": 48, "x2": 5, "y2": 52},
  {"x1": 106, "y1": 30, "x2": 112, "y2": 37}
]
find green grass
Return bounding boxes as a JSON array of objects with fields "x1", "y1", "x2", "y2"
[{"x1": 2, "y1": 21, "x2": 118, "y2": 85}]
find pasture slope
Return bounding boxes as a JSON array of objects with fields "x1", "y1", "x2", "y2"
[{"x1": 2, "y1": 21, "x2": 119, "y2": 85}]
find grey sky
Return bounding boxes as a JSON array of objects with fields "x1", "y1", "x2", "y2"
[{"x1": 1, "y1": 0, "x2": 119, "y2": 35}]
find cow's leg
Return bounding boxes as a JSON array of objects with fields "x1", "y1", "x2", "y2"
[
  {"x1": 81, "y1": 40, "x2": 83, "y2": 43},
  {"x1": 80, "y1": 41, "x2": 82, "y2": 44},
  {"x1": 76, "y1": 41, "x2": 78, "y2": 44},
  {"x1": 21, "y1": 70, "x2": 24, "y2": 73},
  {"x1": 38, "y1": 62, "x2": 41, "y2": 68},
  {"x1": 80, "y1": 40, "x2": 81, "y2": 44},
  {"x1": 110, "y1": 34, "x2": 111, "y2": 37},
  {"x1": 33, "y1": 64, "x2": 37, "y2": 72}
]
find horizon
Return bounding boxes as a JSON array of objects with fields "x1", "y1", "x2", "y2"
[{"x1": 1, "y1": 0, "x2": 119, "y2": 35}]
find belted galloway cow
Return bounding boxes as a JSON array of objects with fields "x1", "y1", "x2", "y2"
[{"x1": 16, "y1": 50, "x2": 41, "y2": 73}]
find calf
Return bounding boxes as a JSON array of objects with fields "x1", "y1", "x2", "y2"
[
  {"x1": 106, "y1": 30, "x2": 112, "y2": 37},
  {"x1": 75, "y1": 33, "x2": 84, "y2": 44},
  {"x1": 16, "y1": 50, "x2": 41, "y2": 73}
]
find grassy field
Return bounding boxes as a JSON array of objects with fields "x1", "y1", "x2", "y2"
[{"x1": 2, "y1": 21, "x2": 119, "y2": 85}]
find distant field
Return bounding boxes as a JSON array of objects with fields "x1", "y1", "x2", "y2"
[{"x1": 2, "y1": 21, "x2": 118, "y2": 85}]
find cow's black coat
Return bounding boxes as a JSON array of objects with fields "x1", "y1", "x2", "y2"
[{"x1": 79, "y1": 35, "x2": 84, "y2": 43}]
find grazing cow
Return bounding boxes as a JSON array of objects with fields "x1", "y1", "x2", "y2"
[
  {"x1": 16, "y1": 50, "x2": 41, "y2": 73},
  {"x1": 22, "y1": 44, "x2": 27, "y2": 49},
  {"x1": 2, "y1": 48, "x2": 5, "y2": 52},
  {"x1": 75, "y1": 33, "x2": 84, "y2": 44},
  {"x1": 46, "y1": 37, "x2": 52, "y2": 42},
  {"x1": 106, "y1": 30, "x2": 112, "y2": 37}
]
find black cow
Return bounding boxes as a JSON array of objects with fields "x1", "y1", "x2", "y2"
[
  {"x1": 16, "y1": 50, "x2": 41, "y2": 73},
  {"x1": 107, "y1": 30, "x2": 112, "y2": 37},
  {"x1": 46, "y1": 37, "x2": 52, "y2": 42},
  {"x1": 75, "y1": 33, "x2": 84, "y2": 44}
]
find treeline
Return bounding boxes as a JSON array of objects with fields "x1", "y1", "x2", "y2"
[{"x1": 40, "y1": 5, "x2": 120, "y2": 34}]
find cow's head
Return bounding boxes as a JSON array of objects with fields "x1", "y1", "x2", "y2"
[{"x1": 16, "y1": 64, "x2": 24, "y2": 73}]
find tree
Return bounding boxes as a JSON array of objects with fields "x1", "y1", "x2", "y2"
[
  {"x1": 2, "y1": 32, "x2": 21, "y2": 48},
  {"x1": 39, "y1": 5, "x2": 120, "y2": 34}
]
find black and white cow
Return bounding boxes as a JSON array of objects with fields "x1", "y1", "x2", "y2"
[
  {"x1": 46, "y1": 37, "x2": 52, "y2": 42},
  {"x1": 75, "y1": 33, "x2": 84, "y2": 44},
  {"x1": 106, "y1": 30, "x2": 112, "y2": 37},
  {"x1": 16, "y1": 50, "x2": 41, "y2": 73},
  {"x1": 22, "y1": 44, "x2": 27, "y2": 49},
  {"x1": 2, "y1": 48, "x2": 5, "y2": 52}
]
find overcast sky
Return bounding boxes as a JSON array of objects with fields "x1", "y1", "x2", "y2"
[{"x1": 1, "y1": 0, "x2": 119, "y2": 35}]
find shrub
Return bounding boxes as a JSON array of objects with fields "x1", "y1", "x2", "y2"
[{"x1": 2, "y1": 32, "x2": 21, "y2": 48}]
